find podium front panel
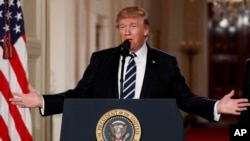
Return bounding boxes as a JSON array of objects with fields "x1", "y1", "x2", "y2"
[{"x1": 60, "y1": 99, "x2": 184, "y2": 141}]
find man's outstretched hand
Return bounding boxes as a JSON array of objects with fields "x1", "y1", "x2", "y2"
[
  {"x1": 217, "y1": 90, "x2": 250, "y2": 115},
  {"x1": 9, "y1": 85, "x2": 43, "y2": 108}
]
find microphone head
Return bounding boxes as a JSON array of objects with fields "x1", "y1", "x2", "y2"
[
  {"x1": 120, "y1": 39, "x2": 130, "y2": 57},
  {"x1": 123, "y1": 39, "x2": 130, "y2": 50}
]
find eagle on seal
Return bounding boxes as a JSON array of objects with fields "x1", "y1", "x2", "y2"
[{"x1": 109, "y1": 121, "x2": 128, "y2": 141}]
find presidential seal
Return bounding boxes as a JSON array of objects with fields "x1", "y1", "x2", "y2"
[{"x1": 96, "y1": 109, "x2": 141, "y2": 141}]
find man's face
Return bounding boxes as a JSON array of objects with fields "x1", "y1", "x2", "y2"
[{"x1": 117, "y1": 16, "x2": 149, "y2": 52}]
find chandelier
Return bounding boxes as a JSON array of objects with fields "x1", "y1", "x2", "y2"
[{"x1": 210, "y1": 0, "x2": 250, "y2": 28}]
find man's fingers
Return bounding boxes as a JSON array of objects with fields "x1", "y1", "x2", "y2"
[
  {"x1": 232, "y1": 112, "x2": 241, "y2": 115},
  {"x1": 236, "y1": 98, "x2": 249, "y2": 103},
  {"x1": 236, "y1": 99, "x2": 250, "y2": 108},
  {"x1": 9, "y1": 97, "x2": 22, "y2": 102},
  {"x1": 236, "y1": 107, "x2": 247, "y2": 111},
  {"x1": 11, "y1": 100, "x2": 27, "y2": 108},
  {"x1": 238, "y1": 102, "x2": 250, "y2": 107},
  {"x1": 12, "y1": 92, "x2": 22, "y2": 97},
  {"x1": 11, "y1": 98, "x2": 22, "y2": 103},
  {"x1": 224, "y1": 90, "x2": 234, "y2": 99}
]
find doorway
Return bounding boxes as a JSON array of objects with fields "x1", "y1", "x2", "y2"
[{"x1": 208, "y1": 1, "x2": 250, "y2": 99}]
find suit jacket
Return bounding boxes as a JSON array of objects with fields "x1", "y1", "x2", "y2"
[
  {"x1": 238, "y1": 58, "x2": 250, "y2": 124},
  {"x1": 43, "y1": 44, "x2": 216, "y2": 121}
]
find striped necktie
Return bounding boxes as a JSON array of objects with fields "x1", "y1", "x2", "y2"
[{"x1": 122, "y1": 53, "x2": 136, "y2": 99}]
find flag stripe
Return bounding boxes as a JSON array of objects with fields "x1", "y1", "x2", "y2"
[
  {"x1": 0, "y1": 115, "x2": 11, "y2": 141},
  {"x1": 0, "y1": 91, "x2": 21, "y2": 141},
  {"x1": 10, "y1": 41, "x2": 29, "y2": 93},
  {"x1": 0, "y1": 71, "x2": 32, "y2": 141}
]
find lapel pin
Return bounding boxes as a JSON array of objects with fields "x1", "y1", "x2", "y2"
[{"x1": 152, "y1": 60, "x2": 156, "y2": 64}]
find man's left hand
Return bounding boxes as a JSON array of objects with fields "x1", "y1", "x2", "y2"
[{"x1": 217, "y1": 90, "x2": 250, "y2": 115}]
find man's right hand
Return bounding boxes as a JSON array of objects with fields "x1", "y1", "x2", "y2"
[{"x1": 9, "y1": 85, "x2": 43, "y2": 108}]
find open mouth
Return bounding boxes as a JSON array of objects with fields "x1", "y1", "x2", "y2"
[{"x1": 126, "y1": 39, "x2": 132, "y2": 42}]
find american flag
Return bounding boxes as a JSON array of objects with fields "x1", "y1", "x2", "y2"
[{"x1": 0, "y1": 0, "x2": 32, "y2": 141}]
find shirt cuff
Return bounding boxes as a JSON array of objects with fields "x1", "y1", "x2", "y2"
[
  {"x1": 213, "y1": 100, "x2": 221, "y2": 121},
  {"x1": 40, "y1": 97, "x2": 45, "y2": 115}
]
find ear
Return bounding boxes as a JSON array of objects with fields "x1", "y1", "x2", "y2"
[{"x1": 144, "y1": 26, "x2": 150, "y2": 37}]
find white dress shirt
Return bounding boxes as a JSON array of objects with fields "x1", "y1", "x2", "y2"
[{"x1": 118, "y1": 42, "x2": 147, "y2": 99}]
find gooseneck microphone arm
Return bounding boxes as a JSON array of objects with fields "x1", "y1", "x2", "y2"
[
  {"x1": 120, "y1": 57, "x2": 125, "y2": 99},
  {"x1": 119, "y1": 39, "x2": 130, "y2": 99}
]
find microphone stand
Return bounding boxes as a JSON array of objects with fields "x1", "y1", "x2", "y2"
[
  {"x1": 120, "y1": 55, "x2": 126, "y2": 99},
  {"x1": 119, "y1": 39, "x2": 130, "y2": 99}
]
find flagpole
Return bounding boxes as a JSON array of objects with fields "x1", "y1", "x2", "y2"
[{"x1": 3, "y1": 0, "x2": 12, "y2": 59}]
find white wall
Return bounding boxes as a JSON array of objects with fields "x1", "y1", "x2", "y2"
[{"x1": 48, "y1": 0, "x2": 80, "y2": 140}]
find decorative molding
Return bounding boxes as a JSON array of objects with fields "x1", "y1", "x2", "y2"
[{"x1": 22, "y1": 0, "x2": 51, "y2": 140}]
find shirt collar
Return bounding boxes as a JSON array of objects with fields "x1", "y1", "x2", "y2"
[{"x1": 132, "y1": 42, "x2": 147, "y2": 60}]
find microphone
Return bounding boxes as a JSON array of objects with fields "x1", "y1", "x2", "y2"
[
  {"x1": 120, "y1": 39, "x2": 130, "y2": 57},
  {"x1": 119, "y1": 39, "x2": 130, "y2": 99}
]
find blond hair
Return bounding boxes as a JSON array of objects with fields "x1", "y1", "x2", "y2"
[{"x1": 116, "y1": 6, "x2": 150, "y2": 27}]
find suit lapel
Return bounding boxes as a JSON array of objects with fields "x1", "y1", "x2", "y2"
[
  {"x1": 140, "y1": 46, "x2": 157, "y2": 98},
  {"x1": 108, "y1": 47, "x2": 121, "y2": 98}
]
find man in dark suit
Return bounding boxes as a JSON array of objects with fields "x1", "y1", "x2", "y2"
[
  {"x1": 238, "y1": 58, "x2": 250, "y2": 124},
  {"x1": 10, "y1": 6, "x2": 250, "y2": 122}
]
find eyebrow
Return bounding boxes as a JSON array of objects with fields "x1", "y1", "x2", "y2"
[{"x1": 119, "y1": 23, "x2": 138, "y2": 26}]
